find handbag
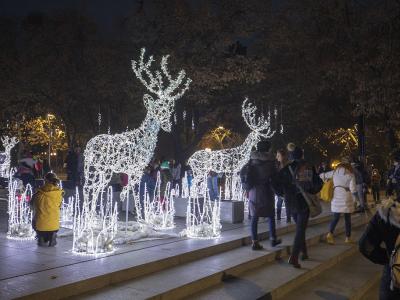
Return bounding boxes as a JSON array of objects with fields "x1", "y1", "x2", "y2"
[
  {"x1": 320, "y1": 178, "x2": 334, "y2": 202},
  {"x1": 289, "y1": 165, "x2": 322, "y2": 218}
]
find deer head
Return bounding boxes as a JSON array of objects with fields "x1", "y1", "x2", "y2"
[
  {"x1": 242, "y1": 98, "x2": 276, "y2": 140},
  {"x1": 132, "y1": 48, "x2": 192, "y2": 132},
  {"x1": 1, "y1": 136, "x2": 18, "y2": 152}
]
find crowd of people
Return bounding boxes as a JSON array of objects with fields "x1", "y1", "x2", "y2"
[{"x1": 242, "y1": 142, "x2": 400, "y2": 299}]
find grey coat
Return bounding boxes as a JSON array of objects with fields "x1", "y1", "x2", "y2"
[{"x1": 248, "y1": 151, "x2": 278, "y2": 218}]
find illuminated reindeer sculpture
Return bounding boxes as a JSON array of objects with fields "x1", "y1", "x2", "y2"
[
  {"x1": 83, "y1": 48, "x2": 191, "y2": 209},
  {"x1": 188, "y1": 98, "x2": 275, "y2": 197}
]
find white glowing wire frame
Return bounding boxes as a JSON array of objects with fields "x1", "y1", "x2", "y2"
[
  {"x1": 7, "y1": 171, "x2": 34, "y2": 240},
  {"x1": 140, "y1": 172, "x2": 175, "y2": 229},
  {"x1": 83, "y1": 48, "x2": 191, "y2": 214},
  {"x1": 72, "y1": 186, "x2": 118, "y2": 255},
  {"x1": 183, "y1": 181, "x2": 221, "y2": 239},
  {"x1": 60, "y1": 187, "x2": 78, "y2": 229},
  {"x1": 188, "y1": 98, "x2": 276, "y2": 198},
  {"x1": 0, "y1": 136, "x2": 18, "y2": 178}
]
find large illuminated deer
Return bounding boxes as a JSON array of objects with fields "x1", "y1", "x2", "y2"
[
  {"x1": 188, "y1": 98, "x2": 275, "y2": 196},
  {"x1": 83, "y1": 48, "x2": 191, "y2": 208}
]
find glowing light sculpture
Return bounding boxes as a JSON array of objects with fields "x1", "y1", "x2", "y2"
[
  {"x1": 182, "y1": 181, "x2": 221, "y2": 239},
  {"x1": 60, "y1": 187, "x2": 78, "y2": 229},
  {"x1": 7, "y1": 172, "x2": 34, "y2": 240},
  {"x1": 0, "y1": 136, "x2": 18, "y2": 178},
  {"x1": 75, "y1": 49, "x2": 190, "y2": 254},
  {"x1": 140, "y1": 172, "x2": 175, "y2": 229},
  {"x1": 83, "y1": 47, "x2": 191, "y2": 211},
  {"x1": 188, "y1": 98, "x2": 276, "y2": 197},
  {"x1": 72, "y1": 186, "x2": 118, "y2": 255}
]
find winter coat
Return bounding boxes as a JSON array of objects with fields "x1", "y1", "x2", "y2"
[
  {"x1": 248, "y1": 151, "x2": 278, "y2": 218},
  {"x1": 276, "y1": 160, "x2": 322, "y2": 214},
  {"x1": 33, "y1": 183, "x2": 63, "y2": 231},
  {"x1": 359, "y1": 198, "x2": 400, "y2": 296},
  {"x1": 320, "y1": 167, "x2": 356, "y2": 213},
  {"x1": 171, "y1": 164, "x2": 182, "y2": 181}
]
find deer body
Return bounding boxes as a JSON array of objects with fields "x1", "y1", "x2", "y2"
[{"x1": 83, "y1": 49, "x2": 191, "y2": 206}]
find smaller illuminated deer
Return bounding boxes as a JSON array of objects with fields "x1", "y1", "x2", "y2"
[
  {"x1": 188, "y1": 98, "x2": 275, "y2": 196},
  {"x1": 0, "y1": 136, "x2": 18, "y2": 178}
]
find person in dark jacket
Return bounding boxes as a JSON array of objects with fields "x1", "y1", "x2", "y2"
[
  {"x1": 247, "y1": 140, "x2": 282, "y2": 250},
  {"x1": 276, "y1": 146, "x2": 323, "y2": 268},
  {"x1": 359, "y1": 196, "x2": 400, "y2": 299}
]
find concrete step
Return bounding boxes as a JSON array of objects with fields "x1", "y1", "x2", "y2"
[
  {"x1": 282, "y1": 252, "x2": 381, "y2": 300},
  {"x1": 2, "y1": 212, "x2": 335, "y2": 300},
  {"x1": 71, "y1": 214, "x2": 367, "y2": 300},
  {"x1": 190, "y1": 223, "x2": 369, "y2": 300}
]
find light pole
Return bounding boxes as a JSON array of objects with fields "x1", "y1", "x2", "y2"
[{"x1": 47, "y1": 114, "x2": 55, "y2": 170}]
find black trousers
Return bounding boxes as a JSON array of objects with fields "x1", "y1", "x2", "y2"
[{"x1": 36, "y1": 230, "x2": 57, "y2": 242}]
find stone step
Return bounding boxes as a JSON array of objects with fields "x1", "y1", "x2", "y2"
[
  {"x1": 282, "y1": 252, "x2": 381, "y2": 300},
  {"x1": 190, "y1": 224, "x2": 369, "y2": 300},
  {"x1": 71, "y1": 214, "x2": 367, "y2": 300},
  {"x1": 1, "y1": 212, "x2": 334, "y2": 300}
]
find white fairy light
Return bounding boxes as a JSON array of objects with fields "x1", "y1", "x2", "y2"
[
  {"x1": 7, "y1": 171, "x2": 34, "y2": 240},
  {"x1": 72, "y1": 186, "x2": 118, "y2": 255},
  {"x1": 182, "y1": 181, "x2": 221, "y2": 239},
  {"x1": 0, "y1": 136, "x2": 18, "y2": 178},
  {"x1": 188, "y1": 98, "x2": 276, "y2": 197},
  {"x1": 60, "y1": 187, "x2": 78, "y2": 229},
  {"x1": 280, "y1": 124, "x2": 284, "y2": 134},
  {"x1": 76, "y1": 48, "x2": 190, "y2": 254},
  {"x1": 183, "y1": 110, "x2": 187, "y2": 121}
]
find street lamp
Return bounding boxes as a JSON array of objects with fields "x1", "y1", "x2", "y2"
[{"x1": 47, "y1": 114, "x2": 55, "y2": 170}]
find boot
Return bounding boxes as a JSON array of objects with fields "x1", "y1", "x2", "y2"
[
  {"x1": 288, "y1": 255, "x2": 301, "y2": 268},
  {"x1": 48, "y1": 233, "x2": 57, "y2": 247},
  {"x1": 276, "y1": 209, "x2": 282, "y2": 221},
  {"x1": 271, "y1": 238, "x2": 282, "y2": 247},
  {"x1": 252, "y1": 240, "x2": 263, "y2": 250},
  {"x1": 345, "y1": 237, "x2": 354, "y2": 244},
  {"x1": 37, "y1": 236, "x2": 47, "y2": 247}
]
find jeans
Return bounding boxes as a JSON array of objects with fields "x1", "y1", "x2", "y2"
[
  {"x1": 276, "y1": 195, "x2": 291, "y2": 222},
  {"x1": 329, "y1": 213, "x2": 351, "y2": 237},
  {"x1": 372, "y1": 185, "x2": 380, "y2": 203},
  {"x1": 291, "y1": 210, "x2": 309, "y2": 257},
  {"x1": 251, "y1": 216, "x2": 277, "y2": 241},
  {"x1": 207, "y1": 176, "x2": 218, "y2": 200}
]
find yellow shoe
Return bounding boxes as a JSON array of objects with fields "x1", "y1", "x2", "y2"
[
  {"x1": 345, "y1": 237, "x2": 354, "y2": 244},
  {"x1": 326, "y1": 233, "x2": 335, "y2": 245}
]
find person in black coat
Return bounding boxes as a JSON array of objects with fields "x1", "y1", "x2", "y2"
[
  {"x1": 247, "y1": 140, "x2": 282, "y2": 250},
  {"x1": 276, "y1": 146, "x2": 322, "y2": 268},
  {"x1": 359, "y1": 196, "x2": 400, "y2": 300}
]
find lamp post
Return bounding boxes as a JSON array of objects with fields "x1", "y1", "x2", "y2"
[{"x1": 47, "y1": 114, "x2": 55, "y2": 170}]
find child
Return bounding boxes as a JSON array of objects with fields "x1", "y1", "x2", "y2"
[{"x1": 32, "y1": 172, "x2": 64, "y2": 247}]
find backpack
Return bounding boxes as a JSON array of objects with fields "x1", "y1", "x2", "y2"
[
  {"x1": 390, "y1": 233, "x2": 400, "y2": 290},
  {"x1": 240, "y1": 163, "x2": 254, "y2": 192},
  {"x1": 294, "y1": 162, "x2": 322, "y2": 194}
]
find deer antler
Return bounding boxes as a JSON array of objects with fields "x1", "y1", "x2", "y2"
[
  {"x1": 131, "y1": 48, "x2": 192, "y2": 102},
  {"x1": 1, "y1": 136, "x2": 18, "y2": 150},
  {"x1": 242, "y1": 98, "x2": 275, "y2": 138}
]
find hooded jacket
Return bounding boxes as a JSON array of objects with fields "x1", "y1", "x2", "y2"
[
  {"x1": 33, "y1": 183, "x2": 64, "y2": 231},
  {"x1": 359, "y1": 198, "x2": 400, "y2": 295},
  {"x1": 248, "y1": 151, "x2": 278, "y2": 218}
]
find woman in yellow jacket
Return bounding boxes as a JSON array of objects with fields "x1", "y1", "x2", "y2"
[{"x1": 32, "y1": 172, "x2": 64, "y2": 247}]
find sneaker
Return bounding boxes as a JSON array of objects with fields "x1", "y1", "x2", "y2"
[
  {"x1": 326, "y1": 232, "x2": 335, "y2": 245},
  {"x1": 271, "y1": 238, "x2": 282, "y2": 247},
  {"x1": 252, "y1": 241, "x2": 263, "y2": 250},
  {"x1": 345, "y1": 237, "x2": 354, "y2": 244}
]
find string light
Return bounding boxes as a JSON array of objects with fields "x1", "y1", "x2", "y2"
[
  {"x1": 181, "y1": 179, "x2": 221, "y2": 239},
  {"x1": 76, "y1": 48, "x2": 190, "y2": 254},
  {"x1": 0, "y1": 136, "x2": 18, "y2": 178},
  {"x1": 188, "y1": 98, "x2": 276, "y2": 197},
  {"x1": 7, "y1": 171, "x2": 34, "y2": 240}
]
